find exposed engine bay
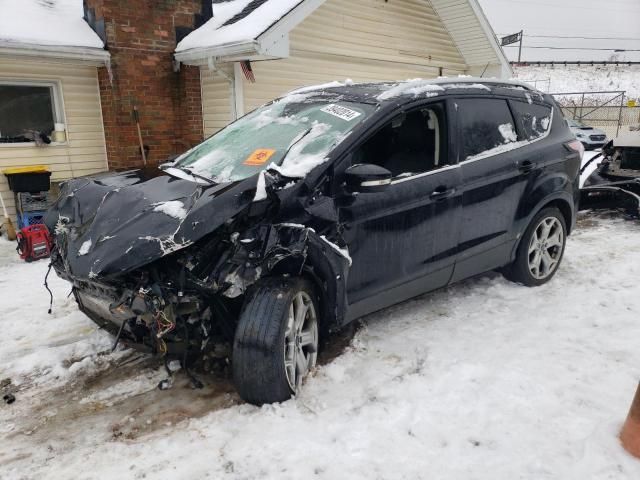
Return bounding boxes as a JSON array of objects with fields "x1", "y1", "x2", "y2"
[{"x1": 44, "y1": 167, "x2": 351, "y2": 378}]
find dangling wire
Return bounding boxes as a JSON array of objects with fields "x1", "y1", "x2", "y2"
[{"x1": 44, "y1": 261, "x2": 54, "y2": 314}]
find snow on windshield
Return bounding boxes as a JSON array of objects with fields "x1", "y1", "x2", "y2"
[
  {"x1": 174, "y1": 93, "x2": 372, "y2": 184},
  {"x1": 268, "y1": 121, "x2": 333, "y2": 178}
]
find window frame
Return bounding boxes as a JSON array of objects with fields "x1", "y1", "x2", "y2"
[
  {"x1": 334, "y1": 98, "x2": 456, "y2": 186},
  {"x1": 452, "y1": 94, "x2": 555, "y2": 165},
  {"x1": 453, "y1": 96, "x2": 521, "y2": 163},
  {"x1": 0, "y1": 79, "x2": 67, "y2": 147},
  {"x1": 508, "y1": 98, "x2": 553, "y2": 143}
]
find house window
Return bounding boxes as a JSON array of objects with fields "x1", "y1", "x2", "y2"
[{"x1": 0, "y1": 81, "x2": 63, "y2": 144}]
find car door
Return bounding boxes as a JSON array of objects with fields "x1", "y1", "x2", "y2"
[
  {"x1": 336, "y1": 102, "x2": 462, "y2": 320},
  {"x1": 451, "y1": 96, "x2": 544, "y2": 282}
]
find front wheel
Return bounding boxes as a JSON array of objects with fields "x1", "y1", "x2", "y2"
[
  {"x1": 232, "y1": 277, "x2": 320, "y2": 405},
  {"x1": 503, "y1": 207, "x2": 567, "y2": 287}
]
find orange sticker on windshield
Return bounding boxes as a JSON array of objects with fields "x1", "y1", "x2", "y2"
[{"x1": 244, "y1": 149, "x2": 276, "y2": 166}]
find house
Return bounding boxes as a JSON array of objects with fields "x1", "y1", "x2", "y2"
[
  {"x1": 0, "y1": 0, "x2": 110, "y2": 217},
  {"x1": 0, "y1": 0, "x2": 509, "y2": 218},
  {"x1": 175, "y1": 0, "x2": 512, "y2": 137}
]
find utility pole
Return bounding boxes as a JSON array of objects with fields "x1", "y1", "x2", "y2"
[{"x1": 518, "y1": 30, "x2": 523, "y2": 63}]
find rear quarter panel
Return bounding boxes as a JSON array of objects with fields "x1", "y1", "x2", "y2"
[{"x1": 511, "y1": 101, "x2": 580, "y2": 259}]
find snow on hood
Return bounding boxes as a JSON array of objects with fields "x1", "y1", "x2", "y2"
[
  {"x1": 44, "y1": 170, "x2": 257, "y2": 279},
  {"x1": 176, "y1": 0, "x2": 305, "y2": 52},
  {"x1": 0, "y1": 0, "x2": 104, "y2": 49}
]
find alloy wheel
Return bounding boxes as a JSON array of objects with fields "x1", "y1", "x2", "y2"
[
  {"x1": 284, "y1": 291, "x2": 318, "y2": 392},
  {"x1": 527, "y1": 216, "x2": 565, "y2": 280}
]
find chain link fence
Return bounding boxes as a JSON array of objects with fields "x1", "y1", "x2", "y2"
[{"x1": 551, "y1": 91, "x2": 639, "y2": 138}]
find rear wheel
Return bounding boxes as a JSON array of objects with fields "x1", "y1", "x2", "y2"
[
  {"x1": 232, "y1": 277, "x2": 319, "y2": 405},
  {"x1": 503, "y1": 207, "x2": 567, "y2": 286}
]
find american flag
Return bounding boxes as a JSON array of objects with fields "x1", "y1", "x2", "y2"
[{"x1": 240, "y1": 60, "x2": 255, "y2": 83}]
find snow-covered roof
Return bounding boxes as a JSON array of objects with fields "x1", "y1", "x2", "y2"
[
  {"x1": 175, "y1": 0, "x2": 510, "y2": 78},
  {"x1": 175, "y1": 0, "x2": 312, "y2": 63},
  {"x1": 0, "y1": 0, "x2": 109, "y2": 63}
]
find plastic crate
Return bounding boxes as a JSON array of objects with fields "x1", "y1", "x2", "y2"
[
  {"x1": 17, "y1": 211, "x2": 46, "y2": 229},
  {"x1": 6, "y1": 171, "x2": 52, "y2": 193},
  {"x1": 17, "y1": 191, "x2": 53, "y2": 213}
]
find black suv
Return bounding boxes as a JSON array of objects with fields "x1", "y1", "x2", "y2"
[{"x1": 46, "y1": 78, "x2": 582, "y2": 405}]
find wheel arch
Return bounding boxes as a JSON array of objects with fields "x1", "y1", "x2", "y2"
[
  {"x1": 541, "y1": 198, "x2": 573, "y2": 234},
  {"x1": 509, "y1": 193, "x2": 574, "y2": 264}
]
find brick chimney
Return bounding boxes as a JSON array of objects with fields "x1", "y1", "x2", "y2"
[{"x1": 83, "y1": 0, "x2": 207, "y2": 170}]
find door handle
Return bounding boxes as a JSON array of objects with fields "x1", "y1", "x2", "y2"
[
  {"x1": 518, "y1": 160, "x2": 535, "y2": 174},
  {"x1": 430, "y1": 186, "x2": 455, "y2": 200}
]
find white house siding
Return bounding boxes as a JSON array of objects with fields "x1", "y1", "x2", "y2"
[
  {"x1": 429, "y1": 0, "x2": 509, "y2": 77},
  {"x1": 0, "y1": 57, "x2": 107, "y2": 217},
  {"x1": 244, "y1": 0, "x2": 468, "y2": 111},
  {"x1": 200, "y1": 0, "x2": 468, "y2": 133},
  {"x1": 200, "y1": 64, "x2": 233, "y2": 137}
]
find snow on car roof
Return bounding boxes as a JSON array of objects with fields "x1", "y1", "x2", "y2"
[
  {"x1": 0, "y1": 0, "x2": 104, "y2": 49},
  {"x1": 282, "y1": 77, "x2": 540, "y2": 103},
  {"x1": 176, "y1": 0, "x2": 304, "y2": 52}
]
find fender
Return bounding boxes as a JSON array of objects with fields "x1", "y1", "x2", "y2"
[
  {"x1": 212, "y1": 223, "x2": 350, "y2": 331},
  {"x1": 509, "y1": 172, "x2": 577, "y2": 263}
]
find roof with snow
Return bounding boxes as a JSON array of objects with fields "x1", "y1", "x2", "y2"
[
  {"x1": 0, "y1": 0, "x2": 109, "y2": 63},
  {"x1": 175, "y1": 0, "x2": 305, "y2": 60},
  {"x1": 175, "y1": 0, "x2": 510, "y2": 77}
]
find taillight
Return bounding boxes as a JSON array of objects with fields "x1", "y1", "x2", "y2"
[{"x1": 565, "y1": 139, "x2": 584, "y2": 159}]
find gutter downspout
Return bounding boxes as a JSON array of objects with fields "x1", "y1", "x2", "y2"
[
  {"x1": 233, "y1": 62, "x2": 245, "y2": 119},
  {"x1": 208, "y1": 57, "x2": 238, "y2": 121}
]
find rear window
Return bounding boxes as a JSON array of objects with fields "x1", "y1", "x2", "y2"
[
  {"x1": 457, "y1": 98, "x2": 518, "y2": 161},
  {"x1": 511, "y1": 100, "x2": 552, "y2": 140}
]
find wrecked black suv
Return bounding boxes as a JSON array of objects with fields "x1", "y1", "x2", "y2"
[{"x1": 46, "y1": 78, "x2": 581, "y2": 405}]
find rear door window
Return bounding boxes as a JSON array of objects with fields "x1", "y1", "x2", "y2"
[
  {"x1": 510, "y1": 100, "x2": 552, "y2": 140},
  {"x1": 457, "y1": 98, "x2": 518, "y2": 161}
]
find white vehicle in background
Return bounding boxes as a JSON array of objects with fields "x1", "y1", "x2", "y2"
[{"x1": 567, "y1": 119, "x2": 608, "y2": 150}]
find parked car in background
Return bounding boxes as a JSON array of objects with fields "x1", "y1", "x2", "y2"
[
  {"x1": 567, "y1": 119, "x2": 608, "y2": 149},
  {"x1": 45, "y1": 78, "x2": 582, "y2": 405}
]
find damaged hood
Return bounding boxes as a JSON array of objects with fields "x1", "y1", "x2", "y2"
[{"x1": 45, "y1": 169, "x2": 256, "y2": 279}]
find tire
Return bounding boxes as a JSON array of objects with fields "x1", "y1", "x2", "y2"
[
  {"x1": 503, "y1": 207, "x2": 567, "y2": 287},
  {"x1": 232, "y1": 276, "x2": 320, "y2": 405}
]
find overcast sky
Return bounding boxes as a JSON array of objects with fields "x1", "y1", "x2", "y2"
[{"x1": 477, "y1": 0, "x2": 640, "y2": 62}]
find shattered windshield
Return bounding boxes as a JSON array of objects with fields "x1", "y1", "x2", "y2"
[{"x1": 173, "y1": 94, "x2": 375, "y2": 182}]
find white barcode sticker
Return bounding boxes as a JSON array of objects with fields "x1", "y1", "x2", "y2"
[{"x1": 320, "y1": 104, "x2": 362, "y2": 122}]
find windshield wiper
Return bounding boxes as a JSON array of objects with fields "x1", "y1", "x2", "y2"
[
  {"x1": 165, "y1": 165, "x2": 216, "y2": 185},
  {"x1": 268, "y1": 128, "x2": 313, "y2": 174}
]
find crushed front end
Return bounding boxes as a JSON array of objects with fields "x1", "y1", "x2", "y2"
[{"x1": 45, "y1": 169, "x2": 350, "y2": 367}]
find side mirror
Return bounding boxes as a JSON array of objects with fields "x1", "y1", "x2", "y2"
[{"x1": 344, "y1": 164, "x2": 392, "y2": 193}]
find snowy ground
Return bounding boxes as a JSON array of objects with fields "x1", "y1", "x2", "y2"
[
  {"x1": 2, "y1": 184, "x2": 640, "y2": 478},
  {"x1": 513, "y1": 65, "x2": 640, "y2": 99}
]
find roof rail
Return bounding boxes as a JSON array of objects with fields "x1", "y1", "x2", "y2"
[{"x1": 430, "y1": 77, "x2": 537, "y2": 91}]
